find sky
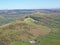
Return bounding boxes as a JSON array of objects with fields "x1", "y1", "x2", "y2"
[{"x1": 0, "y1": 0, "x2": 60, "y2": 9}]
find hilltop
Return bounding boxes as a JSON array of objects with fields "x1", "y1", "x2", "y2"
[{"x1": 0, "y1": 17, "x2": 51, "y2": 45}]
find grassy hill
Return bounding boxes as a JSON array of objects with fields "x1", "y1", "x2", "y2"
[
  {"x1": 0, "y1": 12, "x2": 60, "y2": 45},
  {"x1": 29, "y1": 13, "x2": 60, "y2": 45}
]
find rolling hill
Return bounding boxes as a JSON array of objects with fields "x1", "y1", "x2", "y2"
[
  {"x1": 0, "y1": 9, "x2": 60, "y2": 45},
  {"x1": 0, "y1": 17, "x2": 52, "y2": 45}
]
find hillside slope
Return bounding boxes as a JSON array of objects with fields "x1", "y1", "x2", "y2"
[
  {"x1": 29, "y1": 13, "x2": 60, "y2": 45},
  {"x1": 0, "y1": 17, "x2": 52, "y2": 45}
]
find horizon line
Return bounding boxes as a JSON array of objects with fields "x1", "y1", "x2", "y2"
[{"x1": 0, "y1": 8, "x2": 60, "y2": 10}]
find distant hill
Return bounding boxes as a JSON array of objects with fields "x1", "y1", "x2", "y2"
[{"x1": 0, "y1": 9, "x2": 60, "y2": 15}]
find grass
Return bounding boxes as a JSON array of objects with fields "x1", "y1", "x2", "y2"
[
  {"x1": 9, "y1": 41, "x2": 30, "y2": 45},
  {"x1": 36, "y1": 32, "x2": 60, "y2": 45},
  {"x1": 23, "y1": 18, "x2": 35, "y2": 23}
]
